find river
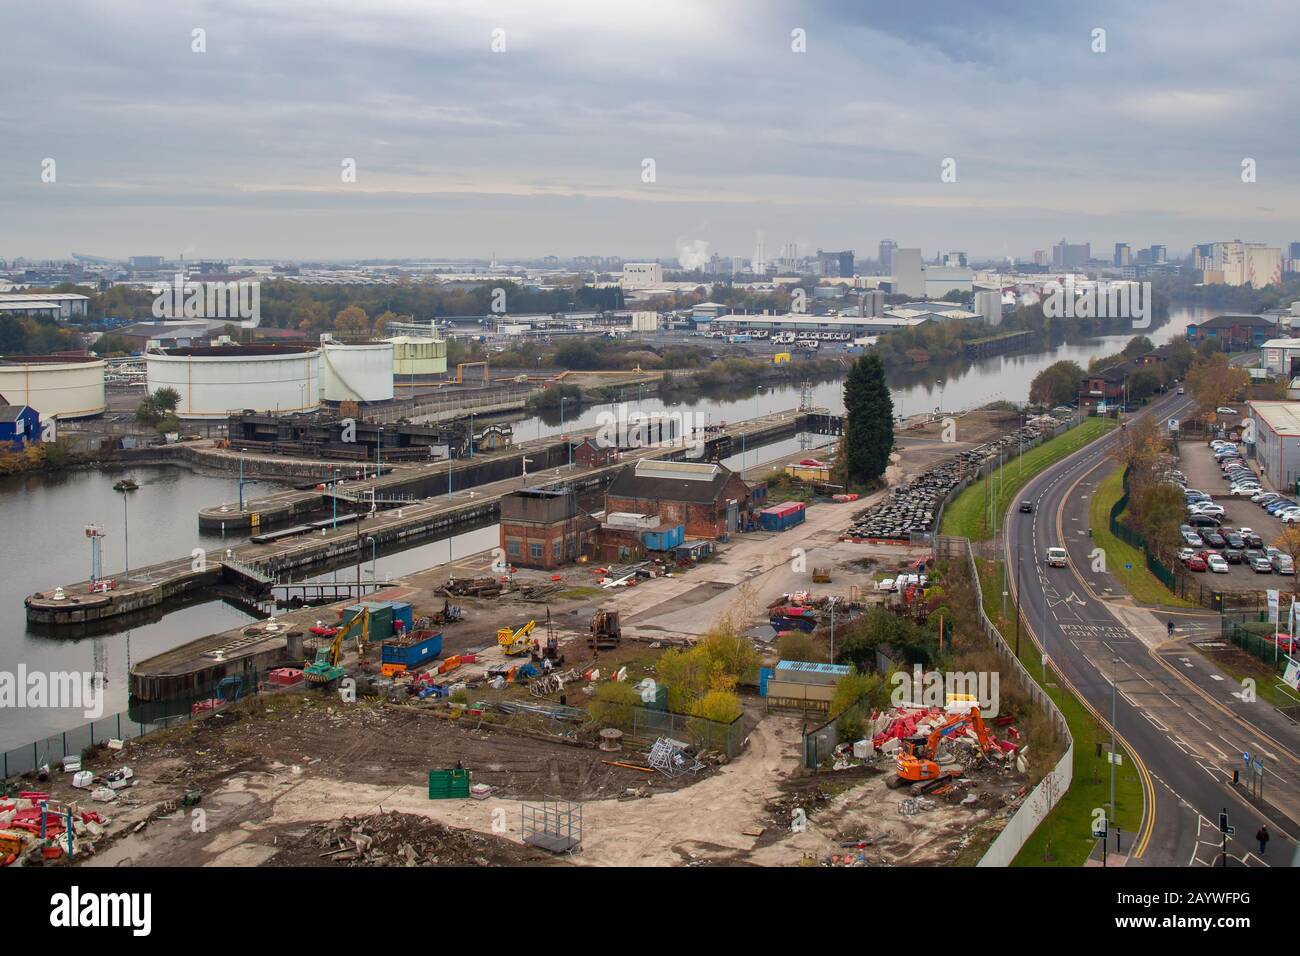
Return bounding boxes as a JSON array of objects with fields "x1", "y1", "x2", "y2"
[{"x1": 0, "y1": 306, "x2": 1207, "y2": 751}]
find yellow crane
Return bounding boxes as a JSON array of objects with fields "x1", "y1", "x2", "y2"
[{"x1": 497, "y1": 619, "x2": 537, "y2": 657}]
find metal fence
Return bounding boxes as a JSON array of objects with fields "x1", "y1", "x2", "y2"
[
  {"x1": 2, "y1": 667, "x2": 280, "y2": 783},
  {"x1": 930, "y1": 417, "x2": 1073, "y2": 542},
  {"x1": 1221, "y1": 614, "x2": 1292, "y2": 673},
  {"x1": 934, "y1": 534, "x2": 1075, "y2": 867},
  {"x1": 1110, "y1": 467, "x2": 1288, "y2": 612},
  {"x1": 802, "y1": 694, "x2": 875, "y2": 769},
  {"x1": 4, "y1": 708, "x2": 193, "y2": 782},
  {"x1": 622, "y1": 703, "x2": 745, "y2": 758}
]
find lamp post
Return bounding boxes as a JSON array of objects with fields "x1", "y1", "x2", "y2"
[
  {"x1": 560, "y1": 396, "x2": 571, "y2": 468},
  {"x1": 1110, "y1": 655, "x2": 1121, "y2": 829},
  {"x1": 366, "y1": 535, "x2": 377, "y2": 581},
  {"x1": 113, "y1": 482, "x2": 135, "y2": 584},
  {"x1": 936, "y1": 379, "x2": 945, "y2": 416}
]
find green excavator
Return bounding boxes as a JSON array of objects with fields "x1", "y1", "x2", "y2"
[{"x1": 304, "y1": 606, "x2": 370, "y2": 689}]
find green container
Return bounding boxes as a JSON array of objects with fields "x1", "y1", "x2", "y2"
[
  {"x1": 428, "y1": 768, "x2": 471, "y2": 799},
  {"x1": 344, "y1": 602, "x2": 394, "y2": 642}
]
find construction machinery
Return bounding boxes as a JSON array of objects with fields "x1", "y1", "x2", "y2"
[
  {"x1": 306, "y1": 606, "x2": 370, "y2": 688},
  {"x1": 892, "y1": 707, "x2": 994, "y2": 788},
  {"x1": 498, "y1": 619, "x2": 537, "y2": 657},
  {"x1": 588, "y1": 609, "x2": 621, "y2": 650}
]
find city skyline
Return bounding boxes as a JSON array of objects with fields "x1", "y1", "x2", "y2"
[{"x1": 5, "y1": 0, "x2": 1300, "y2": 260}]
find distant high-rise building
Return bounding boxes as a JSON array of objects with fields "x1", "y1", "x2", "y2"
[
  {"x1": 943, "y1": 251, "x2": 968, "y2": 268},
  {"x1": 974, "y1": 290, "x2": 1002, "y2": 326},
  {"x1": 878, "y1": 239, "x2": 898, "y2": 274},
  {"x1": 620, "y1": 262, "x2": 664, "y2": 290},
  {"x1": 1194, "y1": 240, "x2": 1281, "y2": 288},
  {"x1": 1289, "y1": 242, "x2": 1300, "y2": 261},
  {"x1": 815, "y1": 249, "x2": 854, "y2": 278},
  {"x1": 1113, "y1": 243, "x2": 1131, "y2": 267},
  {"x1": 129, "y1": 255, "x2": 164, "y2": 270},
  {"x1": 890, "y1": 248, "x2": 925, "y2": 297},
  {"x1": 1149, "y1": 245, "x2": 1167, "y2": 264},
  {"x1": 858, "y1": 289, "x2": 886, "y2": 317},
  {"x1": 1052, "y1": 240, "x2": 1090, "y2": 270},
  {"x1": 1033, "y1": 250, "x2": 1048, "y2": 267}
]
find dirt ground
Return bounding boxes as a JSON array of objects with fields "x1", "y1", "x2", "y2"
[
  {"x1": 16, "y1": 418, "x2": 1026, "y2": 868},
  {"x1": 31, "y1": 696, "x2": 1024, "y2": 868}
]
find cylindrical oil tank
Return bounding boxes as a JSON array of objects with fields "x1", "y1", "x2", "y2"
[
  {"x1": 145, "y1": 345, "x2": 321, "y2": 419},
  {"x1": 387, "y1": 336, "x2": 448, "y2": 377},
  {"x1": 320, "y1": 339, "x2": 394, "y2": 403},
  {"x1": 0, "y1": 354, "x2": 106, "y2": 419}
]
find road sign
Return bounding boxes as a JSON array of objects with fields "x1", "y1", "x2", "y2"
[
  {"x1": 1219, "y1": 811, "x2": 1230, "y2": 833},
  {"x1": 1107, "y1": 751, "x2": 1123, "y2": 766}
]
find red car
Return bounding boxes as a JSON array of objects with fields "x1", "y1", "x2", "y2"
[{"x1": 1185, "y1": 556, "x2": 1208, "y2": 572}]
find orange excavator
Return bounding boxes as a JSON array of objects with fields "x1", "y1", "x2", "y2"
[{"x1": 893, "y1": 707, "x2": 994, "y2": 787}]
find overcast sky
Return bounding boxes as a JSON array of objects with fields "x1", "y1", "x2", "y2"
[{"x1": 4, "y1": 0, "x2": 1300, "y2": 263}]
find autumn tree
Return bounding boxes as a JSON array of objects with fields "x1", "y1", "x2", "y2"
[
  {"x1": 1029, "y1": 360, "x2": 1084, "y2": 407},
  {"x1": 334, "y1": 305, "x2": 371, "y2": 338},
  {"x1": 1186, "y1": 352, "x2": 1248, "y2": 418},
  {"x1": 1271, "y1": 527, "x2": 1300, "y2": 579}
]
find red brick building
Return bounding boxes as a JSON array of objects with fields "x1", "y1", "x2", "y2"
[
  {"x1": 603, "y1": 459, "x2": 751, "y2": 539},
  {"x1": 572, "y1": 436, "x2": 618, "y2": 468},
  {"x1": 499, "y1": 488, "x2": 599, "y2": 570}
]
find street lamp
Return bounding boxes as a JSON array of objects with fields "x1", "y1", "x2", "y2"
[
  {"x1": 113, "y1": 480, "x2": 136, "y2": 583},
  {"x1": 936, "y1": 379, "x2": 945, "y2": 415},
  {"x1": 366, "y1": 535, "x2": 377, "y2": 580},
  {"x1": 1110, "y1": 655, "x2": 1121, "y2": 830},
  {"x1": 560, "y1": 396, "x2": 571, "y2": 469}
]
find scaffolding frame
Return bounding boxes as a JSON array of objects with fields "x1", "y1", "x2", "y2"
[{"x1": 521, "y1": 798, "x2": 582, "y2": 854}]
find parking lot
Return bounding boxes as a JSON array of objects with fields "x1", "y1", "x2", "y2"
[{"x1": 1174, "y1": 436, "x2": 1296, "y2": 589}]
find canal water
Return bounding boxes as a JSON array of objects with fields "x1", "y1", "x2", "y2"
[{"x1": 0, "y1": 306, "x2": 1206, "y2": 751}]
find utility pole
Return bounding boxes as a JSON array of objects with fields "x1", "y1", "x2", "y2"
[
  {"x1": 1015, "y1": 554, "x2": 1022, "y2": 657},
  {"x1": 1110, "y1": 655, "x2": 1119, "y2": 829}
]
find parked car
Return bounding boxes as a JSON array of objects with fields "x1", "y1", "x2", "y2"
[
  {"x1": 1252, "y1": 492, "x2": 1280, "y2": 504},
  {"x1": 1186, "y1": 555, "x2": 1208, "y2": 572},
  {"x1": 1272, "y1": 554, "x2": 1295, "y2": 574},
  {"x1": 1189, "y1": 503, "x2": 1225, "y2": 518},
  {"x1": 1045, "y1": 547, "x2": 1069, "y2": 568},
  {"x1": 1188, "y1": 514, "x2": 1222, "y2": 528},
  {"x1": 1216, "y1": 407, "x2": 1238, "y2": 416},
  {"x1": 1223, "y1": 548, "x2": 1245, "y2": 564},
  {"x1": 1202, "y1": 530, "x2": 1226, "y2": 548},
  {"x1": 1206, "y1": 553, "x2": 1230, "y2": 573},
  {"x1": 1177, "y1": 547, "x2": 1197, "y2": 563},
  {"x1": 1252, "y1": 556, "x2": 1274, "y2": 573},
  {"x1": 1223, "y1": 531, "x2": 1246, "y2": 549},
  {"x1": 1266, "y1": 500, "x2": 1298, "y2": 514},
  {"x1": 1182, "y1": 531, "x2": 1204, "y2": 547}
]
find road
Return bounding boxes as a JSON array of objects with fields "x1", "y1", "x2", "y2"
[{"x1": 1007, "y1": 384, "x2": 1300, "y2": 867}]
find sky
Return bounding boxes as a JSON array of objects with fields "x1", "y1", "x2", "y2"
[{"x1": 3, "y1": 0, "x2": 1300, "y2": 263}]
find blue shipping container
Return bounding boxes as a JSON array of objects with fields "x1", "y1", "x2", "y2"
[
  {"x1": 382, "y1": 631, "x2": 443, "y2": 667},
  {"x1": 759, "y1": 503, "x2": 806, "y2": 532},
  {"x1": 642, "y1": 524, "x2": 685, "y2": 552},
  {"x1": 382, "y1": 600, "x2": 414, "y2": 634}
]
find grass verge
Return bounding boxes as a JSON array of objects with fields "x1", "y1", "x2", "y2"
[
  {"x1": 1088, "y1": 465, "x2": 1195, "y2": 608},
  {"x1": 974, "y1": 559, "x2": 1144, "y2": 866},
  {"x1": 940, "y1": 418, "x2": 1118, "y2": 541}
]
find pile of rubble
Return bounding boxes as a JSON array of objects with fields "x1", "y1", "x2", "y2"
[
  {"x1": 843, "y1": 417, "x2": 1064, "y2": 541},
  {"x1": 280, "y1": 810, "x2": 546, "y2": 867},
  {"x1": 0, "y1": 791, "x2": 111, "y2": 866}
]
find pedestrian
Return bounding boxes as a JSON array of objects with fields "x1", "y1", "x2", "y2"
[{"x1": 1257, "y1": 825, "x2": 1270, "y2": 856}]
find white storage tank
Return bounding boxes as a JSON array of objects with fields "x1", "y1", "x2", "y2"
[
  {"x1": 146, "y1": 345, "x2": 321, "y2": 419},
  {"x1": 320, "y1": 337, "x2": 394, "y2": 403},
  {"x1": 0, "y1": 354, "x2": 106, "y2": 419},
  {"x1": 387, "y1": 336, "x2": 448, "y2": 377}
]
